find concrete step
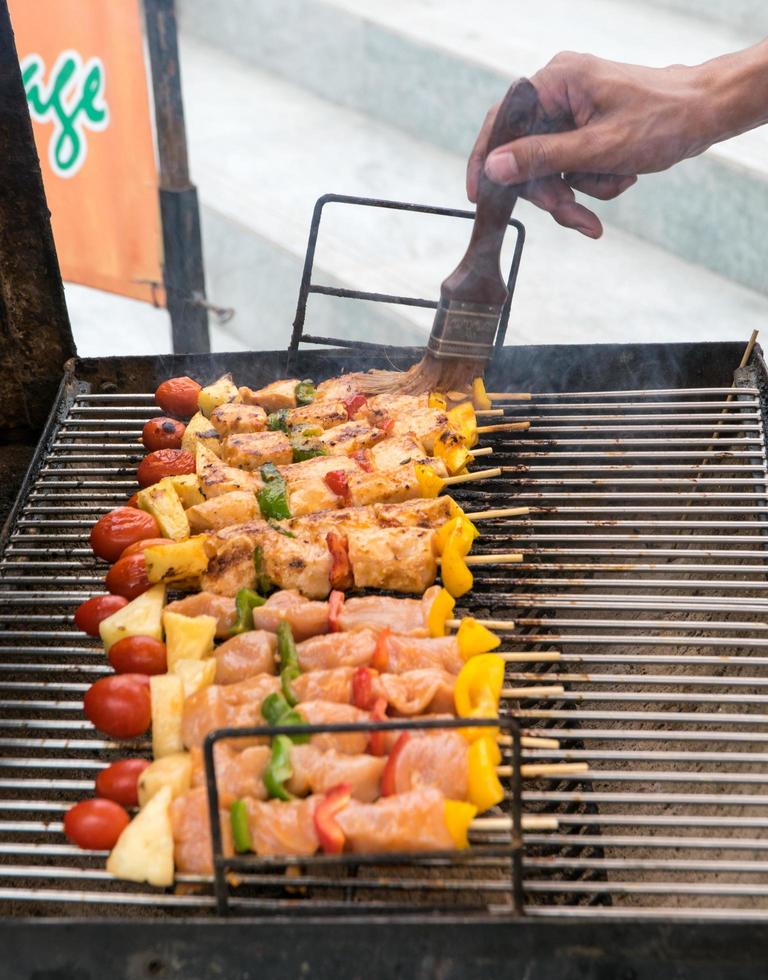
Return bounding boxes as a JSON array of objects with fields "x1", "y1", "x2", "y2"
[
  {"x1": 174, "y1": 36, "x2": 768, "y2": 353},
  {"x1": 177, "y1": 0, "x2": 768, "y2": 297},
  {"x1": 641, "y1": 0, "x2": 768, "y2": 37}
]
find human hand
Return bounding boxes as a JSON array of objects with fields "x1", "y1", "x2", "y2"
[{"x1": 467, "y1": 52, "x2": 724, "y2": 238}]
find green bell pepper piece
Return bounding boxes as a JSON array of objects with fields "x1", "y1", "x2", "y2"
[
  {"x1": 267, "y1": 408, "x2": 289, "y2": 431},
  {"x1": 253, "y1": 546, "x2": 272, "y2": 595},
  {"x1": 230, "y1": 799, "x2": 253, "y2": 852},
  {"x1": 290, "y1": 439, "x2": 328, "y2": 463},
  {"x1": 229, "y1": 588, "x2": 267, "y2": 636},
  {"x1": 268, "y1": 519, "x2": 296, "y2": 538},
  {"x1": 263, "y1": 734, "x2": 294, "y2": 801},
  {"x1": 258, "y1": 463, "x2": 291, "y2": 521},
  {"x1": 294, "y1": 380, "x2": 316, "y2": 406},
  {"x1": 261, "y1": 691, "x2": 309, "y2": 744},
  {"x1": 277, "y1": 622, "x2": 301, "y2": 706}
]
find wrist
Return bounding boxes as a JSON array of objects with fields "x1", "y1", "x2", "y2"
[{"x1": 693, "y1": 40, "x2": 768, "y2": 147}]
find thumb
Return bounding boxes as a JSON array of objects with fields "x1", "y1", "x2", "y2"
[{"x1": 485, "y1": 130, "x2": 599, "y2": 185}]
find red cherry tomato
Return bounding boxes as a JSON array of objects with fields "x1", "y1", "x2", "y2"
[
  {"x1": 119, "y1": 537, "x2": 171, "y2": 560},
  {"x1": 137, "y1": 449, "x2": 195, "y2": 488},
  {"x1": 109, "y1": 635, "x2": 167, "y2": 675},
  {"x1": 155, "y1": 376, "x2": 201, "y2": 418},
  {"x1": 63, "y1": 798, "x2": 130, "y2": 850},
  {"x1": 142, "y1": 416, "x2": 186, "y2": 451},
  {"x1": 84, "y1": 674, "x2": 151, "y2": 738},
  {"x1": 95, "y1": 758, "x2": 151, "y2": 807},
  {"x1": 105, "y1": 553, "x2": 151, "y2": 600},
  {"x1": 90, "y1": 508, "x2": 160, "y2": 563},
  {"x1": 73, "y1": 594, "x2": 129, "y2": 637},
  {"x1": 126, "y1": 492, "x2": 140, "y2": 508}
]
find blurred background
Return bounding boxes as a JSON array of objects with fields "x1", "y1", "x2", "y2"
[{"x1": 46, "y1": 0, "x2": 768, "y2": 355}]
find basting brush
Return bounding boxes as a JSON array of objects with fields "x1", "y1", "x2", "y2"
[{"x1": 357, "y1": 78, "x2": 551, "y2": 396}]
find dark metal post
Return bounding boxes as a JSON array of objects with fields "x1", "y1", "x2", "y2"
[
  {"x1": 143, "y1": 0, "x2": 210, "y2": 354},
  {"x1": 0, "y1": 0, "x2": 76, "y2": 432}
]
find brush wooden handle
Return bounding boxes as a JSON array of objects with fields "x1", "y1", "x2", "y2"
[{"x1": 443, "y1": 79, "x2": 552, "y2": 306}]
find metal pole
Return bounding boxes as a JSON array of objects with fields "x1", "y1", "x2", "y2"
[{"x1": 143, "y1": 0, "x2": 210, "y2": 353}]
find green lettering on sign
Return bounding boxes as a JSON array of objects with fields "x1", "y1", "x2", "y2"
[{"x1": 21, "y1": 50, "x2": 109, "y2": 178}]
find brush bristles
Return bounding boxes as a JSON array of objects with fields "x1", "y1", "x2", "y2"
[{"x1": 352, "y1": 353, "x2": 486, "y2": 396}]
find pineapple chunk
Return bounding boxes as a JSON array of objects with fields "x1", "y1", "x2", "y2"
[
  {"x1": 168, "y1": 473, "x2": 205, "y2": 508},
  {"x1": 99, "y1": 584, "x2": 166, "y2": 652},
  {"x1": 145, "y1": 536, "x2": 209, "y2": 584},
  {"x1": 137, "y1": 478, "x2": 189, "y2": 541},
  {"x1": 150, "y1": 673, "x2": 185, "y2": 758},
  {"x1": 107, "y1": 784, "x2": 174, "y2": 887},
  {"x1": 138, "y1": 752, "x2": 192, "y2": 807},
  {"x1": 187, "y1": 490, "x2": 260, "y2": 532},
  {"x1": 163, "y1": 611, "x2": 217, "y2": 670},
  {"x1": 196, "y1": 442, "x2": 259, "y2": 499},
  {"x1": 181, "y1": 411, "x2": 223, "y2": 458},
  {"x1": 173, "y1": 657, "x2": 217, "y2": 699},
  {"x1": 198, "y1": 373, "x2": 239, "y2": 418}
]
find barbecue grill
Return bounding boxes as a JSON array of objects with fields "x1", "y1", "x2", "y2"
[{"x1": 3, "y1": 192, "x2": 768, "y2": 976}]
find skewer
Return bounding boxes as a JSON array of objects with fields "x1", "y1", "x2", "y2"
[
  {"x1": 484, "y1": 392, "x2": 533, "y2": 402},
  {"x1": 502, "y1": 686, "x2": 565, "y2": 699},
  {"x1": 469, "y1": 446, "x2": 494, "y2": 457},
  {"x1": 442, "y1": 467, "x2": 501, "y2": 485},
  {"x1": 497, "y1": 762, "x2": 589, "y2": 778},
  {"x1": 464, "y1": 506, "x2": 529, "y2": 519},
  {"x1": 474, "y1": 815, "x2": 559, "y2": 831},
  {"x1": 521, "y1": 735, "x2": 560, "y2": 749},
  {"x1": 460, "y1": 553, "x2": 524, "y2": 565},
  {"x1": 475, "y1": 421, "x2": 530, "y2": 434},
  {"x1": 475, "y1": 409, "x2": 505, "y2": 418}
]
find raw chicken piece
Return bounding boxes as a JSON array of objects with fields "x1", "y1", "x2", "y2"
[
  {"x1": 375, "y1": 668, "x2": 456, "y2": 716},
  {"x1": 165, "y1": 592, "x2": 236, "y2": 638},
  {"x1": 297, "y1": 630, "x2": 378, "y2": 672},
  {"x1": 244, "y1": 795, "x2": 319, "y2": 857},
  {"x1": 189, "y1": 743, "x2": 271, "y2": 806},
  {"x1": 171, "y1": 786, "x2": 232, "y2": 874},
  {"x1": 390, "y1": 731, "x2": 469, "y2": 801},
  {"x1": 337, "y1": 586, "x2": 439, "y2": 635},
  {"x1": 214, "y1": 630, "x2": 277, "y2": 684},
  {"x1": 288, "y1": 744, "x2": 385, "y2": 802},
  {"x1": 336, "y1": 787, "x2": 455, "y2": 853},
  {"x1": 299, "y1": 700, "x2": 372, "y2": 755},
  {"x1": 181, "y1": 674, "x2": 280, "y2": 747},
  {"x1": 292, "y1": 666, "x2": 356, "y2": 704},
  {"x1": 250, "y1": 589, "x2": 330, "y2": 640},
  {"x1": 381, "y1": 633, "x2": 463, "y2": 675}
]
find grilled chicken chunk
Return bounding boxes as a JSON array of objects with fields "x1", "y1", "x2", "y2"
[
  {"x1": 287, "y1": 400, "x2": 347, "y2": 430},
  {"x1": 314, "y1": 376, "x2": 364, "y2": 402},
  {"x1": 239, "y1": 379, "x2": 299, "y2": 412},
  {"x1": 316, "y1": 421, "x2": 384, "y2": 454},
  {"x1": 165, "y1": 592, "x2": 237, "y2": 637},
  {"x1": 260, "y1": 531, "x2": 333, "y2": 599},
  {"x1": 222, "y1": 431, "x2": 293, "y2": 470},
  {"x1": 197, "y1": 445, "x2": 261, "y2": 499},
  {"x1": 210, "y1": 403, "x2": 267, "y2": 436},
  {"x1": 214, "y1": 630, "x2": 277, "y2": 684},
  {"x1": 287, "y1": 476, "x2": 344, "y2": 518},
  {"x1": 201, "y1": 530, "x2": 260, "y2": 596},
  {"x1": 187, "y1": 490, "x2": 260, "y2": 532},
  {"x1": 347, "y1": 526, "x2": 437, "y2": 593},
  {"x1": 389, "y1": 408, "x2": 451, "y2": 454},
  {"x1": 279, "y1": 454, "x2": 358, "y2": 483},
  {"x1": 369, "y1": 434, "x2": 428, "y2": 471},
  {"x1": 336, "y1": 787, "x2": 455, "y2": 853}
]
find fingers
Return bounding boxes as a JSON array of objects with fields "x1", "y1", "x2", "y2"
[
  {"x1": 566, "y1": 172, "x2": 637, "y2": 200},
  {"x1": 466, "y1": 102, "x2": 499, "y2": 202},
  {"x1": 485, "y1": 128, "x2": 606, "y2": 185},
  {"x1": 523, "y1": 175, "x2": 603, "y2": 239}
]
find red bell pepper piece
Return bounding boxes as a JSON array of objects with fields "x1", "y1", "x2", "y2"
[
  {"x1": 328, "y1": 589, "x2": 345, "y2": 632},
  {"x1": 352, "y1": 666, "x2": 376, "y2": 710},
  {"x1": 324, "y1": 469, "x2": 350, "y2": 503},
  {"x1": 380, "y1": 732, "x2": 411, "y2": 796},
  {"x1": 350, "y1": 448, "x2": 374, "y2": 472},
  {"x1": 326, "y1": 530, "x2": 353, "y2": 591},
  {"x1": 380, "y1": 416, "x2": 395, "y2": 435},
  {"x1": 368, "y1": 696, "x2": 388, "y2": 756},
  {"x1": 313, "y1": 782, "x2": 352, "y2": 854},
  {"x1": 342, "y1": 393, "x2": 368, "y2": 420},
  {"x1": 371, "y1": 627, "x2": 391, "y2": 673}
]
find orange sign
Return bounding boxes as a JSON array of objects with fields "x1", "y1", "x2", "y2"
[{"x1": 10, "y1": 0, "x2": 163, "y2": 304}]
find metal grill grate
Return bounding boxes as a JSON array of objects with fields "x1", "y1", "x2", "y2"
[{"x1": 1, "y1": 375, "x2": 768, "y2": 918}]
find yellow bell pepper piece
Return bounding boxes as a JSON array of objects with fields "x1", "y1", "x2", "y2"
[
  {"x1": 467, "y1": 736, "x2": 504, "y2": 812},
  {"x1": 472, "y1": 377, "x2": 493, "y2": 411},
  {"x1": 456, "y1": 617, "x2": 501, "y2": 660},
  {"x1": 415, "y1": 463, "x2": 445, "y2": 499},
  {"x1": 434, "y1": 515, "x2": 478, "y2": 556},
  {"x1": 428, "y1": 392, "x2": 447, "y2": 411},
  {"x1": 454, "y1": 653, "x2": 505, "y2": 741},
  {"x1": 447, "y1": 402, "x2": 478, "y2": 448},
  {"x1": 443, "y1": 799, "x2": 477, "y2": 850},
  {"x1": 440, "y1": 534, "x2": 473, "y2": 598},
  {"x1": 427, "y1": 588, "x2": 455, "y2": 637}
]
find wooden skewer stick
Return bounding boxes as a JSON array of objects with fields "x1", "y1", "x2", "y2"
[
  {"x1": 474, "y1": 815, "x2": 558, "y2": 832},
  {"x1": 520, "y1": 735, "x2": 560, "y2": 749},
  {"x1": 502, "y1": 685, "x2": 565, "y2": 699},
  {"x1": 442, "y1": 467, "x2": 501, "y2": 485},
  {"x1": 461, "y1": 553, "x2": 524, "y2": 565},
  {"x1": 469, "y1": 446, "x2": 494, "y2": 457},
  {"x1": 475, "y1": 409, "x2": 505, "y2": 417},
  {"x1": 500, "y1": 652, "x2": 561, "y2": 663},
  {"x1": 484, "y1": 392, "x2": 533, "y2": 402},
  {"x1": 464, "y1": 505, "x2": 529, "y2": 519},
  {"x1": 497, "y1": 762, "x2": 589, "y2": 779},
  {"x1": 476, "y1": 421, "x2": 530, "y2": 434}
]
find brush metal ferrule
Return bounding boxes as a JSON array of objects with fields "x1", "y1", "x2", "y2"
[{"x1": 427, "y1": 298, "x2": 501, "y2": 360}]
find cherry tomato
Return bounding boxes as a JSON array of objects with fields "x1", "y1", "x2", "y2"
[
  {"x1": 126, "y1": 492, "x2": 140, "y2": 508},
  {"x1": 109, "y1": 635, "x2": 167, "y2": 675},
  {"x1": 73, "y1": 594, "x2": 129, "y2": 637},
  {"x1": 84, "y1": 674, "x2": 151, "y2": 738},
  {"x1": 95, "y1": 758, "x2": 151, "y2": 807},
  {"x1": 142, "y1": 416, "x2": 186, "y2": 451},
  {"x1": 105, "y1": 553, "x2": 151, "y2": 600},
  {"x1": 90, "y1": 508, "x2": 160, "y2": 563},
  {"x1": 119, "y1": 537, "x2": 171, "y2": 560},
  {"x1": 137, "y1": 449, "x2": 195, "y2": 488},
  {"x1": 64, "y1": 798, "x2": 130, "y2": 850},
  {"x1": 155, "y1": 376, "x2": 201, "y2": 418}
]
